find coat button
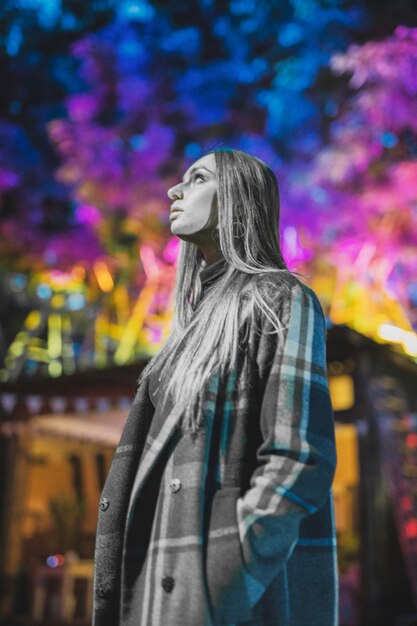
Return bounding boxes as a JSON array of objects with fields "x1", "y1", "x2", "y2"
[
  {"x1": 96, "y1": 584, "x2": 111, "y2": 598},
  {"x1": 99, "y1": 497, "x2": 109, "y2": 511},
  {"x1": 169, "y1": 478, "x2": 181, "y2": 493},
  {"x1": 161, "y1": 576, "x2": 175, "y2": 593}
]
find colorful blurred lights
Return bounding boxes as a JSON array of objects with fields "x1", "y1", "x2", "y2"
[
  {"x1": 405, "y1": 520, "x2": 417, "y2": 540},
  {"x1": 46, "y1": 554, "x2": 65, "y2": 568},
  {"x1": 75, "y1": 204, "x2": 101, "y2": 226},
  {"x1": 377, "y1": 323, "x2": 417, "y2": 357},
  {"x1": 406, "y1": 433, "x2": 417, "y2": 449},
  {"x1": 119, "y1": 0, "x2": 155, "y2": 21},
  {"x1": 10, "y1": 274, "x2": 27, "y2": 292},
  {"x1": 93, "y1": 261, "x2": 114, "y2": 293},
  {"x1": 37, "y1": 284, "x2": 52, "y2": 299},
  {"x1": 403, "y1": 333, "x2": 417, "y2": 356},
  {"x1": 185, "y1": 143, "x2": 202, "y2": 159},
  {"x1": 380, "y1": 131, "x2": 398, "y2": 148},
  {"x1": 68, "y1": 294, "x2": 86, "y2": 310},
  {"x1": 130, "y1": 134, "x2": 147, "y2": 151}
]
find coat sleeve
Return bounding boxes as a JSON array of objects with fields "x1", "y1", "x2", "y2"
[{"x1": 205, "y1": 282, "x2": 337, "y2": 621}]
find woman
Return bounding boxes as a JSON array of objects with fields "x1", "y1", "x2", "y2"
[{"x1": 93, "y1": 149, "x2": 338, "y2": 626}]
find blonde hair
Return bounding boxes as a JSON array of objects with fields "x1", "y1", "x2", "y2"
[{"x1": 137, "y1": 149, "x2": 304, "y2": 431}]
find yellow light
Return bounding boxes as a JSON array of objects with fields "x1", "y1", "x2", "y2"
[
  {"x1": 49, "y1": 361, "x2": 62, "y2": 377},
  {"x1": 26, "y1": 310, "x2": 42, "y2": 331},
  {"x1": 72, "y1": 265, "x2": 86, "y2": 281},
  {"x1": 51, "y1": 295, "x2": 65, "y2": 308},
  {"x1": 27, "y1": 347, "x2": 49, "y2": 362},
  {"x1": 377, "y1": 323, "x2": 403, "y2": 343},
  {"x1": 94, "y1": 260, "x2": 114, "y2": 293},
  {"x1": 329, "y1": 375, "x2": 355, "y2": 411},
  {"x1": 377, "y1": 323, "x2": 417, "y2": 356},
  {"x1": 9, "y1": 342, "x2": 24, "y2": 357},
  {"x1": 403, "y1": 332, "x2": 417, "y2": 357},
  {"x1": 48, "y1": 314, "x2": 62, "y2": 359},
  {"x1": 334, "y1": 423, "x2": 359, "y2": 486}
]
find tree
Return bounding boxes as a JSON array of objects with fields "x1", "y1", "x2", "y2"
[{"x1": 300, "y1": 26, "x2": 417, "y2": 331}]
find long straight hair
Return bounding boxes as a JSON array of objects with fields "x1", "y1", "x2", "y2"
[{"x1": 137, "y1": 149, "x2": 303, "y2": 431}]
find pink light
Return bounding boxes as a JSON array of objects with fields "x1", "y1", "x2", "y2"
[
  {"x1": 75, "y1": 204, "x2": 101, "y2": 226},
  {"x1": 406, "y1": 433, "x2": 417, "y2": 448},
  {"x1": 162, "y1": 237, "x2": 180, "y2": 264},
  {"x1": 140, "y1": 245, "x2": 160, "y2": 279},
  {"x1": 353, "y1": 242, "x2": 376, "y2": 273},
  {"x1": 405, "y1": 519, "x2": 417, "y2": 539}
]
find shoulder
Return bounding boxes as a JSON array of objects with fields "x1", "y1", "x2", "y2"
[{"x1": 253, "y1": 271, "x2": 325, "y2": 321}]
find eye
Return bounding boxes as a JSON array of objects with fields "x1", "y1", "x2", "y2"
[{"x1": 193, "y1": 172, "x2": 206, "y2": 183}]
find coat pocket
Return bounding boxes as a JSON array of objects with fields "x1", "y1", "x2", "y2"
[{"x1": 205, "y1": 488, "x2": 253, "y2": 624}]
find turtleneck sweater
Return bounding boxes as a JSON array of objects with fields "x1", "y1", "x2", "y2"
[{"x1": 198, "y1": 256, "x2": 228, "y2": 292}]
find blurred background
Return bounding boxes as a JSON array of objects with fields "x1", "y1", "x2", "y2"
[{"x1": 1, "y1": 1, "x2": 417, "y2": 625}]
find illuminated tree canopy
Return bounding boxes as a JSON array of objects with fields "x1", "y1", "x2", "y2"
[{"x1": 1, "y1": 0, "x2": 417, "y2": 376}]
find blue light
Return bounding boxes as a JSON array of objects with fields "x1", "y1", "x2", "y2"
[
  {"x1": 252, "y1": 58, "x2": 268, "y2": 75},
  {"x1": 241, "y1": 18, "x2": 259, "y2": 34},
  {"x1": 61, "y1": 13, "x2": 77, "y2": 30},
  {"x1": 238, "y1": 66, "x2": 256, "y2": 83},
  {"x1": 10, "y1": 274, "x2": 27, "y2": 292},
  {"x1": 46, "y1": 555, "x2": 59, "y2": 568},
  {"x1": 213, "y1": 17, "x2": 229, "y2": 38},
  {"x1": 185, "y1": 143, "x2": 202, "y2": 159},
  {"x1": 46, "y1": 554, "x2": 64, "y2": 568},
  {"x1": 278, "y1": 23, "x2": 304, "y2": 47},
  {"x1": 6, "y1": 25, "x2": 22, "y2": 57},
  {"x1": 68, "y1": 294, "x2": 86, "y2": 311},
  {"x1": 119, "y1": 39, "x2": 144, "y2": 60},
  {"x1": 380, "y1": 132, "x2": 398, "y2": 148},
  {"x1": 292, "y1": 0, "x2": 316, "y2": 20},
  {"x1": 130, "y1": 134, "x2": 147, "y2": 151},
  {"x1": 39, "y1": 0, "x2": 60, "y2": 29},
  {"x1": 16, "y1": 0, "x2": 61, "y2": 30},
  {"x1": 230, "y1": 0, "x2": 256, "y2": 14},
  {"x1": 311, "y1": 187, "x2": 328, "y2": 204},
  {"x1": 37, "y1": 284, "x2": 52, "y2": 300},
  {"x1": 118, "y1": 1, "x2": 155, "y2": 22},
  {"x1": 160, "y1": 28, "x2": 201, "y2": 55}
]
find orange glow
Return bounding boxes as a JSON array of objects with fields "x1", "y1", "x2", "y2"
[{"x1": 93, "y1": 260, "x2": 114, "y2": 293}]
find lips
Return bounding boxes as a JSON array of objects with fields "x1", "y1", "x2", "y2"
[{"x1": 170, "y1": 205, "x2": 183, "y2": 219}]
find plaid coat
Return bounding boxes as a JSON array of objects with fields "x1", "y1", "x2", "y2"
[{"x1": 93, "y1": 273, "x2": 338, "y2": 626}]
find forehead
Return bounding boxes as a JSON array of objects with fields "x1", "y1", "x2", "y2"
[{"x1": 183, "y1": 153, "x2": 216, "y2": 178}]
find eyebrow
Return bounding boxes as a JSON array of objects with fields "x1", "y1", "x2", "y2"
[{"x1": 182, "y1": 166, "x2": 215, "y2": 182}]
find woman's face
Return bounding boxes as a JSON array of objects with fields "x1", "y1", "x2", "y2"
[{"x1": 167, "y1": 154, "x2": 219, "y2": 250}]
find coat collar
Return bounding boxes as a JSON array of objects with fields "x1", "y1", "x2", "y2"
[{"x1": 199, "y1": 256, "x2": 228, "y2": 291}]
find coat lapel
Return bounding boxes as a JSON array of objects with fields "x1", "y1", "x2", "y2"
[
  {"x1": 125, "y1": 397, "x2": 182, "y2": 526},
  {"x1": 125, "y1": 368, "x2": 222, "y2": 527}
]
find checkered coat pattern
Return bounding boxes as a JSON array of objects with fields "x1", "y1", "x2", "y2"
[{"x1": 93, "y1": 276, "x2": 338, "y2": 626}]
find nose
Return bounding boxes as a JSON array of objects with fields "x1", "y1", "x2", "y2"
[{"x1": 167, "y1": 183, "x2": 183, "y2": 200}]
